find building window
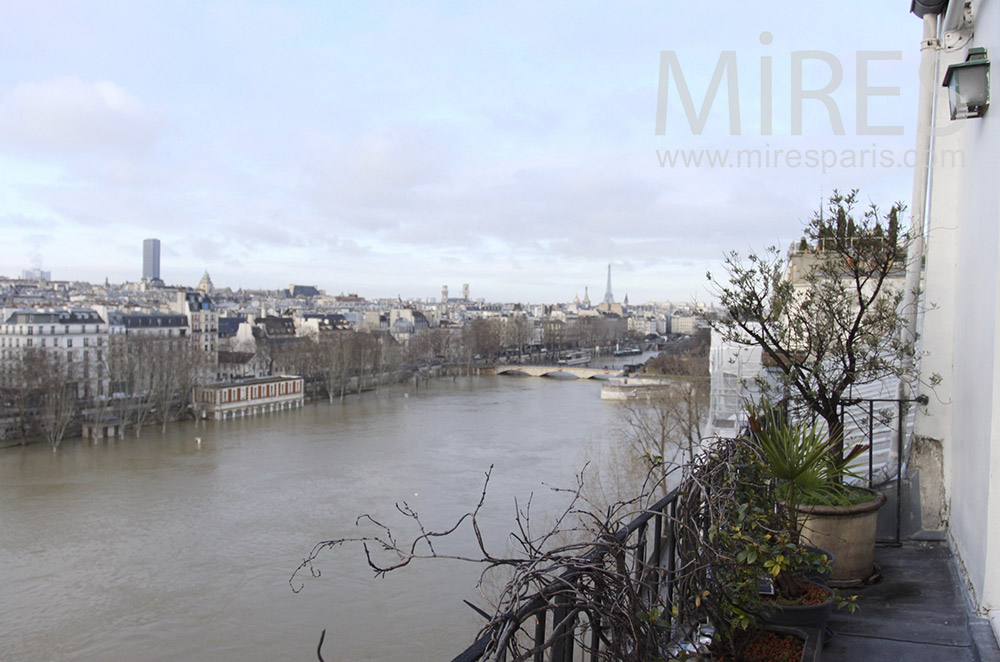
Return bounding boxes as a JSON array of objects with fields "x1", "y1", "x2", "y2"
[
  {"x1": 83, "y1": 337, "x2": 89, "y2": 347},
  {"x1": 26, "y1": 338, "x2": 32, "y2": 347},
  {"x1": 67, "y1": 339, "x2": 73, "y2": 348}
]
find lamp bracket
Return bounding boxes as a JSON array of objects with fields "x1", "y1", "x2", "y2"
[{"x1": 944, "y1": 0, "x2": 974, "y2": 51}]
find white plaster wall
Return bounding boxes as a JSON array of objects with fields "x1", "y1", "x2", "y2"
[{"x1": 919, "y1": 0, "x2": 1000, "y2": 610}]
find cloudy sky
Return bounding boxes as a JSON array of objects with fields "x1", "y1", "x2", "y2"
[{"x1": 0, "y1": 1, "x2": 923, "y2": 303}]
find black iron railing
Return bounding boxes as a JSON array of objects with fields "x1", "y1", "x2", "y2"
[
  {"x1": 450, "y1": 393, "x2": 928, "y2": 660},
  {"x1": 836, "y1": 394, "x2": 928, "y2": 546},
  {"x1": 449, "y1": 488, "x2": 680, "y2": 662}
]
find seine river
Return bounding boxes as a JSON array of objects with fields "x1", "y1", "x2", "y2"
[{"x1": 0, "y1": 370, "x2": 635, "y2": 661}]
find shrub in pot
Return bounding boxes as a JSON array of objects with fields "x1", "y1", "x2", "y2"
[
  {"x1": 746, "y1": 402, "x2": 885, "y2": 585},
  {"x1": 669, "y1": 437, "x2": 853, "y2": 660}
]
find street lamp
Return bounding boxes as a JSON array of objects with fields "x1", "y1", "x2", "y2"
[{"x1": 943, "y1": 47, "x2": 990, "y2": 119}]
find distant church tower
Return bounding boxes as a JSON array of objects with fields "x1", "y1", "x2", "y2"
[
  {"x1": 197, "y1": 270, "x2": 214, "y2": 293},
  {"x1": 603, "y1": 263, "x2": 614, "y2": 304}
]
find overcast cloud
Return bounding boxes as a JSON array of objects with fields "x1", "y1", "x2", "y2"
[{"x1": 0, "y1": 1, "x2": 922, "y2": 303}]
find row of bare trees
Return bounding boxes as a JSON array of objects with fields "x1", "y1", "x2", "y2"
[
  {"x1": 431, "y1": 314, "x2": 629, "y2": 364},
  {"x1": 0, "y1": 314, "x2": 636, "y2": 449},
  {"x1": 100, "y1": 334, "x2": 206, "y2": 436},
  {"x1": 0, "y1": 334, "x2": 208, "y2": 448},
  {"x1": 1, "y1": 348, "x2": 80, "y2": 450}
]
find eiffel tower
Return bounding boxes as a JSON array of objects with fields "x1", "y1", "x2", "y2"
[{"x1": 603, "y1": 263, "x2": 614, "y2": 304}]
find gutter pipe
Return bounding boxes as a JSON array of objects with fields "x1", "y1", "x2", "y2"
[{"x1": 898, "y1": 13, "x2": 941, "y2": 474}]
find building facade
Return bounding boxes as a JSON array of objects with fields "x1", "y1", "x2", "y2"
[
  {"x1": 910, "y1": 0, "x2": 1000, "y2": 634},
  {"x1": 192, "y1": 375, "x2": 304, "y2": 420},
  {"x1": 169, "y1": 290, "x2": 218, "y2": 375},
  {"x1": 0, "y1": 307, "x2": 108, "y2": 398}
]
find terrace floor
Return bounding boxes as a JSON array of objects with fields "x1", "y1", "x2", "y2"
[{"x1": 823, "y1": 541, "x2": 1000, "y2": 662}]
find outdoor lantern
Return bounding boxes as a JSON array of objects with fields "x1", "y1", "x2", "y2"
[{"x1": 943, "y1": 47, "x2": 990, "y2": 119}]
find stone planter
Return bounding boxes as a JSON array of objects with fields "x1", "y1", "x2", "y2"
[{"x1": 798, "y1": 488, "x2": 887, "y2": 586}]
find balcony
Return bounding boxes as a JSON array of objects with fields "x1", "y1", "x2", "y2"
[
  {"x1": 824, "y1": 542, "x2": 1000, "y2": 662},
  {"x1": 441, "y1": 435, "x2": 1000, "y2": 662}
]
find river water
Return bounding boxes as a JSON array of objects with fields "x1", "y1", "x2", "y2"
[{"x1": 0, "y1": 372, "x2": 634, "y2": 662}]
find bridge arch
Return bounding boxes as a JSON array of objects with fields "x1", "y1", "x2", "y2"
[{"x1": 493, "y1": 365, "x2": 621, "y2": 380}]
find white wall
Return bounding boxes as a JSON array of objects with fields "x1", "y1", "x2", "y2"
[{"x1": 916, "y1": 0, "x2": 1000, "y2": 611}]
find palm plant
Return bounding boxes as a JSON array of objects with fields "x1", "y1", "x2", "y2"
[{"x1": 746, "y1": 402, "x2": 868, "y2": 507}]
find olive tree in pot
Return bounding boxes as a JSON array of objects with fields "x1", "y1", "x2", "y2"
[{"x1": 709, "y1": 190, "x2": 915, "y2": 584}]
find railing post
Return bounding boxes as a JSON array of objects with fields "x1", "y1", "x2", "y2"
[
  {"x1": 634, "y1": 521, "x2": 648, "y2": 585},
  {"x1": 532, "y1": 611, "x2": 546, "y2": 662},
  {"x1": 652, "y1": 509, "x2": 663, "y2": 600},
  {"x1": 667, "y1": 499, "x2": 677, "y2": 615},
  {"x1": 449, "y1": 488, "x2": 681, "y2": 662},
  {"x1": 896, "y1": 399, "x2": 904, "y2": 545},
  {"x1": 868, "y1": 400, "x2": 875, "y2": 488},
  {"x1": 589, "y1": 615, "x2": 601, "y2": 662},
  {"x1": 550, "y1": 593, "x2": 576, "y2": 662}
]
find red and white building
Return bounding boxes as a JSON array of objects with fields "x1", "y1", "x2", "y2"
[{"x1": 192, "y1": 375, "x2": 304, "y2": 420}]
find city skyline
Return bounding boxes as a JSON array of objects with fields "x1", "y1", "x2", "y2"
[
  {"x1": 2, "y1": 250, "x2": 660, "y2": 307},
  {"x1": 0, "y1": 2, "x2": 921, "y2": 302}
]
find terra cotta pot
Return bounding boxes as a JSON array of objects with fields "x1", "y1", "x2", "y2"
[{"x1": 798, "y1": 488, "x2": 886, "y2": 586}]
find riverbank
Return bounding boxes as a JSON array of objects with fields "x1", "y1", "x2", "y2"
[{"x1": 0, "y1": 361, "x2": 500, "y2": 450}]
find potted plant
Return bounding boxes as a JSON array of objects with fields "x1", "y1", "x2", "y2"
[
  {"x1": 669, "y1": 437, "x2": 852, "y2": 661},
  {"x1": 746, "y1": 401, "x2": 885, "y2": 586},
  {"x1": 709, "y1": 190, "x2": 911, "y2": 583}
]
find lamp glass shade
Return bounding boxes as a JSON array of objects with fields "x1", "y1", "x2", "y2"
[{"x1": 943, "y1": 51, "x2": 990, "y2": 119}]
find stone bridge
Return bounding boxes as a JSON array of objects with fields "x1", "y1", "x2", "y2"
[{"x1": 492, "y1": 364, "x2": 623, "y2": 379}]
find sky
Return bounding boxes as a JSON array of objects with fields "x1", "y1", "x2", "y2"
[{"x1": 0, "y1": 1, "x2": 924, "y2": 304}]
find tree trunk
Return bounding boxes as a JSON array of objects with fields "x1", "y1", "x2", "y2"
[{"x1": 824, "y1": 409, "x2": 845, "y2": 478}]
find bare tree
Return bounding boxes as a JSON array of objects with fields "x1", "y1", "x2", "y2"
[
  {"x1": 502, "y1": 315, "x2": 534, "y2": 358},
  {"x1": 147, "y1": 337, "x2": 205, "y2": 431},
  {"x1": 5, "y1": 348, "x2": 80, "y2": 450},
  {"x1": 293, "y1": 437, "x2": 826, "y2": 661},
  {"x1": 468, "y1": 319, "x2": 503, "y2": 361},
  {"x1": 315, "y1": 332, "x2": 347, "y2": 403},
  {"x1": 291, "y1": 464, "x2": 677, "y2": 662},
  {"x1": 104, "y1": 334, "x2": 162, "y2": 437},
  {"x1": 618, "y1": 379, "x2": 709, "y2": 468}
]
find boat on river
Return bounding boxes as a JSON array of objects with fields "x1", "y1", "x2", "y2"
[
  {"x1": 557, "y1": 350, "x2": 592, "y2": 366},
  {"x1": 600, "y1": 376, "x2": 674, "y2": 400}
]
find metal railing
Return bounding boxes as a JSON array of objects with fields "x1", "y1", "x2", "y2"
[
  {"x1": 449, "y1": 488, "x2": 680, "y2": 662},
  {"x1": 836, "y1": 394, "x2": 928, "y2": 546},
  {"x1": 448, "y1": 393, "x2": 928, "y2": 660},
  {"x1": 778, "y1": 392, "x2": 928, "y2": 547}
]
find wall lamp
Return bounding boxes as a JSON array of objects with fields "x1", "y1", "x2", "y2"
[{"x1": 943, "y1": 47, "x2": 990, "y2": 119}]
